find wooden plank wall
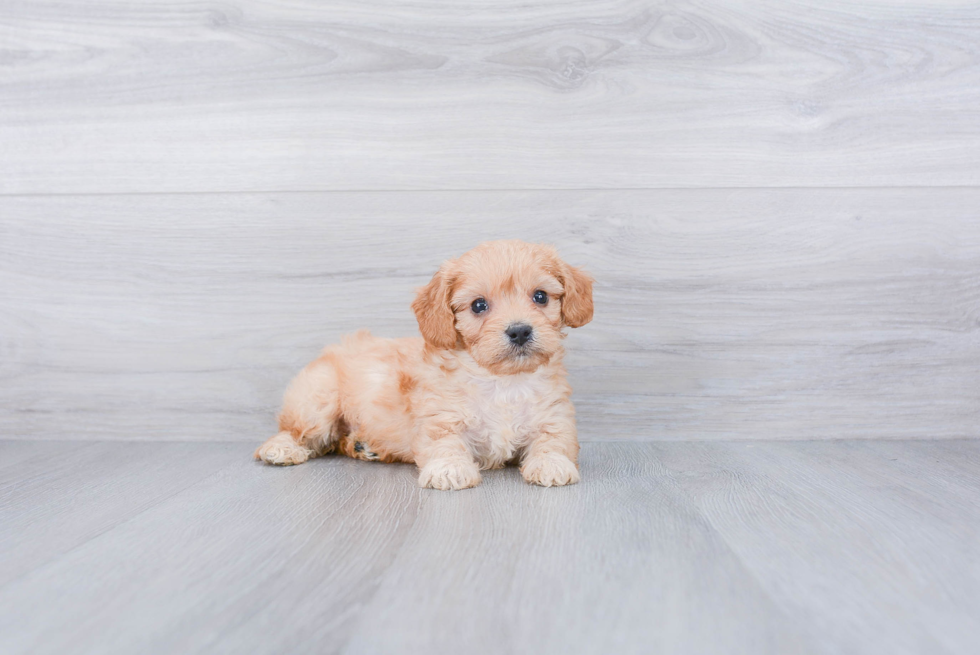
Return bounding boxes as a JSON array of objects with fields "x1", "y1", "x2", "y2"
[{"x1": 1, "y1": 1, "x2": 978, "y2": 441}]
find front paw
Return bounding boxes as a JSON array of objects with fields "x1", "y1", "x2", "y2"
[
  {"x1": 521, "y1": 453, "x2": 580, "y2": 487},
  {"x1": 418, "y1": 457, "x2": 482, "y2": 491}
]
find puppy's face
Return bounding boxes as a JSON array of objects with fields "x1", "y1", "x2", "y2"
[{"x1": 413, "y1": 241, "x2": 593, "y2": 375}]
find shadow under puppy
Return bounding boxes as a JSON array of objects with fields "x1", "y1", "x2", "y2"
[{"x1": 255, "y1": 240, "x2": 593, "y2": 490}]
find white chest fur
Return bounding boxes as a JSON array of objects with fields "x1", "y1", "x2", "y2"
[{"x1": 457, "y1": 365, "x2": 553, "y2": 469}]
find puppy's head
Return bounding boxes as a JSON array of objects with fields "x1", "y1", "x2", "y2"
[{"x1": 412, "y1": 240, "x2": 593, "y2": 375}]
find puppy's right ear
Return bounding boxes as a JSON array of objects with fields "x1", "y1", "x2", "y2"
[{"x1": 412, "y1": 265, "x2": 458, "y2": 349}]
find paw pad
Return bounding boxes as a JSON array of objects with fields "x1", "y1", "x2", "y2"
[{"x1": 354, "y1": 441, "x2": 379, "y2": 460}]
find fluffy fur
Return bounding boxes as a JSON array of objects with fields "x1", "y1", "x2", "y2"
[{"x1": 254, "y1": 240, "x2": 594, "y2": 490}]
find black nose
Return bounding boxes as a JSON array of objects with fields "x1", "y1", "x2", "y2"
[{"x1": 506, "y1": 323, "x2": 533, "y2": 346}]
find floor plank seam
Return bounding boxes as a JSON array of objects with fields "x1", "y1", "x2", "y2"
[{"x1": 3, "y1": 184, "x2": 980, "y2": 198}]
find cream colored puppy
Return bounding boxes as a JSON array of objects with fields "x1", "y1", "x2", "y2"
[{"x1": 254, "y1": 240, "x2": 593, "y2": 490}]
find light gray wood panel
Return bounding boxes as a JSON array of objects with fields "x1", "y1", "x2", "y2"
[
  {"x1": 1, "y1": 188, "x2": 977, "y2": 442},
  {"x1": 653, "y1": 441, "x2": 980, "y2": 655},
  {"x1": 0, "y1": 440, "x2": 978, "y2": 654},
  {"x1": 0, "y1": 441, "x2": 239, "y2": 587},
  {"x1": 2, "y1": 1, "x2": 979, "y2": 193},
  {"x1": 341, "y1": 444, "x2": 812, "y2": 655},
  {"x1": 0, "y1": 446, "x2": 424, "y2": 655},
  {"x1": 0, "y1": 439, "x2": 89, "y2": 473}
]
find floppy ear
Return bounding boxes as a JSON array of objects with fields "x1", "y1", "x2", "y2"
[
  {"x1": 412, "y1": 265, "x2": 458, "y2": 349},
  {"x1": 558, "y1": 262, "x2": 594, "y2": 328}
]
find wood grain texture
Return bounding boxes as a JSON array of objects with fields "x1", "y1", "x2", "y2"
[
  {"x1": 0, "y1": 440, "x2": 978, "y2": 654},
  {"x1": 2, "y1": 188, "x2": 977, "y2": 442},
  {"x1": 2, "y1": 0, "x2": 979, "y2": 193},
  {"x1": 0, "y1": 441, "x2": 239, "y2": 587},
  {"x1": 652, "y1": 440, "x2": 980, "y2": 655}
]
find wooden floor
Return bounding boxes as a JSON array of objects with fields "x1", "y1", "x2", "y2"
[{"x1": 1, "y1": 439, "x2": 978, "y2": 655}]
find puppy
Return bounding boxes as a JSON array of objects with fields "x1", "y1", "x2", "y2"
[{"x1": 254, "y1": 240, "x2": 593, "y2": 490}]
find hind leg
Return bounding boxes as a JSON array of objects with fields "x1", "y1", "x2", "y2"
[
  {"x1": 336, "y1": 432, "x2": 382, "y2": 461},
  {"x1": 254, "y1": 431, "x2": 313, "y2": 466},
  {"x1": 255, "y1": 353, "x2": 342, "y2": 466}
]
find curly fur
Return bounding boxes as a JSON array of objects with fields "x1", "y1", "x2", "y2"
[{"x1": 254, "y1": 240, "x2": 594, "y2": 490}]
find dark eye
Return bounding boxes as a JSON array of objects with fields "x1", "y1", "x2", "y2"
[
  {"x1": 471, "y1": 298, "x2": 488, "y2": 314},
  {"x1": 532, "y1": 290, "x2": 548, "y2": 305}
]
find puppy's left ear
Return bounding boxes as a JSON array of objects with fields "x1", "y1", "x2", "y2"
[
  {"x1": 412, "y1": 264, "x2": 458, "y2": 349},
  {"x1": 558, "y1": 262, "x2": 594, "y2": 328}
]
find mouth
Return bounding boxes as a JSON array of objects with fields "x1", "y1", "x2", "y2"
[
  {"x1": 506, "y1": 343, "x2": 537, "y2": 359},
  {"x1": 485, "y1": 341, "x2": 547, "y2": 373}
]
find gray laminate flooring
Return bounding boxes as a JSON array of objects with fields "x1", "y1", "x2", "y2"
[{"x1": 1, "y1": 439, "x2": 977, "y2": 655}]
